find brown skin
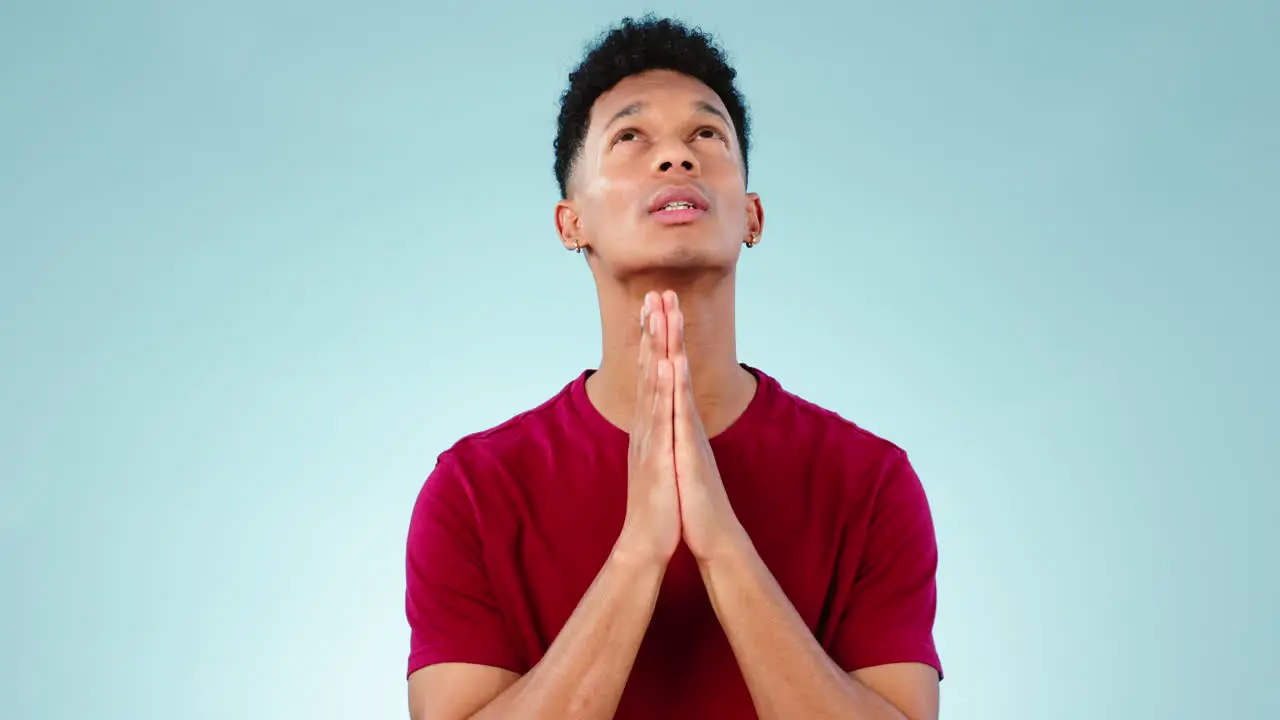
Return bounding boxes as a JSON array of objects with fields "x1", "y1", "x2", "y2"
[
  {"x1": 409, "y1": 294, "x2": 678, "y2": 720},
  {"x1": 408, "y1": 69, "x2": 939, "y2": 719},
  {"x1": 554, "y1": 69, "x2": 762, "y2": 439}
]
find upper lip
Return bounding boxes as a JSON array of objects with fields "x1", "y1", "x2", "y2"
[{"x1": 647, "y1": 185, "x2": 710, "y2": 213}]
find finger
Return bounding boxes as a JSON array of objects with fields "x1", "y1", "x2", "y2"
[
  {"x1": 673, "y1": 341, "x2": 693, "y2": 440},
  {"x1": 661, "y1": 292, "x2": 690, "y2": 439},
  {"x1": 664, "y1": 291, "x2": 682, "y2": 359},
  {"x1": 654, "y1": 357, "x2": 674, "y2": 454},
  {"x1": 651, "y1": 291, "x2": 668, "y2": 362},
  {"x1": 634, "y1": 294, "x2": 656, "y2": 426},
  {"x1": 672, "y1": 313, "x2": 703, "y2": 444},
  {"x1": 649, "y1": 294, "x2": 670, "y2": 442}
]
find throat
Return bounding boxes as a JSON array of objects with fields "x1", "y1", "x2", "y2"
[
  {"x1": 588, "y1": 353, "x2": 756, "y2": 439},
  {"x1": 690, "y1": 363, "x2": 758, "y2": 438},
  {"x1": 588, "y1": 278, "x2": 751, "y2": 436}
]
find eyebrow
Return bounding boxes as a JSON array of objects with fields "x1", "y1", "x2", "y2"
[
  {"x1": 692, "y1": 100, "x2": 730, "y2": 126},
  {"x1": 602, "y1": 100, "x2": 732, "y2": 131},
  {"x1": 603, "y1": 102, "x2": 645, "y2": 132}
]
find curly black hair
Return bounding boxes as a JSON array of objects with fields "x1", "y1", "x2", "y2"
[{"x1": 553, "y1": 15, "x2": 751, "y2": 198}]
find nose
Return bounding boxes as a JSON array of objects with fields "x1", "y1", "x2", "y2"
[{"x1": 653, "y1": 142, "x2": 699, "y2": 176}]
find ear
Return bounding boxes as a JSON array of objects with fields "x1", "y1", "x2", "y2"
[
  {"x1": 555, "y1": 199, "x2": 585, "y2": 252},
  {"x1": 745, "y1": 192, "x2": 764, "y2": 244}
]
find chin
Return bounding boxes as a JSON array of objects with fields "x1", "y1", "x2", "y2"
[{"x1": 620, "y1": 244, "x2": 737, "y2": 281}]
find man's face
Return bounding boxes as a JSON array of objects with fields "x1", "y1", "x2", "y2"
[{"x1": 557, "y1": 69, "x2": 763, "y2": 277}]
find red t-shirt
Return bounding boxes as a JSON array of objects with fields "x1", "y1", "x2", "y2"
[{"x1": 405, "y1": 366, "x2": 941, "y2": 717}]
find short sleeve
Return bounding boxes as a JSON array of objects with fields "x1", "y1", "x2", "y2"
[
  {"x1": 831, "y1": 448, "x2": 942, "y2": 679},
  {"x1": 405, "y1": 452, "x2": 523, "y2": 677}
]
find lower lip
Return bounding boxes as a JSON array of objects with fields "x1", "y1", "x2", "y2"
[{"x1": 650, "y1": 207, "x2": 706, "y2": 225}]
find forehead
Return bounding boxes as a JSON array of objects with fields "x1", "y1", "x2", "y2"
[{"x1": 587, "y1": 69, "x2": 734, "y2": 134}]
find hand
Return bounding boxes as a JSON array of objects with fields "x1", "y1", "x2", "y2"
[
  {"x1": 661, "y1": 291, "x2": 747, "y2": 564},
  {"x1": 615, "y1": 292, "x2": 682, "y2": 566}
]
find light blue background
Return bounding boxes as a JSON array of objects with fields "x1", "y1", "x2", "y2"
[{"x1": 2, "y1": 1, "x2": 1276, "y2": 718}]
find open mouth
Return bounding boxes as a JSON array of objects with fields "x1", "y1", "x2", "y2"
[
  {"x1": 648, "y1": 187, "x2": 709, "y2": 225},
  {"x1": 650, "y1": 203, "x2": 705, "y2": 225},
  {"x1": 657, "y1": 201, "x2": 699, "y2": 212}
]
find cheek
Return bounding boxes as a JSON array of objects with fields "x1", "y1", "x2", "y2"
[
  {"x1": 720, "y1": 201, "x2": 748, "y2": 231},
  {"x1": 699, "y1": 140, "x2": 737, "y2": 165},
  {"x1": 711, "y1": 175, "x2": 747, "y2": 211},
  {"x1": 579, "y1": 185, "x2": 640, "y2": 243},
  {"x1": 589, "y1": 175, "x2": 641, "y2": 216}
]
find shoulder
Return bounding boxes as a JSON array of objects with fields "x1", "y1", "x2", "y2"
[
  {"x1": 415, "y1": 374, "x2": 585, "y2": 516},
  {"x1": 409, "y1": 377, "x2": 580, "y2": 539},
  {"x1": 436, "y1": 376, "x2": 581, "y2": 473},
  {"x1": 763, "y1": 369, "x2": 911, "y2": 468},
  {"x1": 759, "y1": 369, "x2": 936, "y2": 540},
  {"x1": 752, "y1": 367, "x2": 924, "y2": 512}
]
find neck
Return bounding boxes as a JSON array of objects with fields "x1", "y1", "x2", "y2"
[{"x1": 586, "y1": 269, "x2": 756, "y2": 437}]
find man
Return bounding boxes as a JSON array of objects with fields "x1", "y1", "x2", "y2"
[{"x1": 405, "y1": 16, "x2": 942, "y2": 720}]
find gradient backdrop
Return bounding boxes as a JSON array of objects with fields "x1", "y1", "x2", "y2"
[{"x1": 2, "y1": 1, "x2": 1277, "y2": 718}]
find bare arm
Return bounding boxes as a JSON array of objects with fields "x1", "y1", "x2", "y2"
[
  {"x1": 697, "y1": 529, "x2": 939, "y2": 720},
  {"x1": 409, "y1": 545, "x2": 667, "y2": 720},
  {"x1": 409, "y1": 292, "x2": 683, "y2": 720},
  {"x1": 658, "y1": 289, "x2": 940, "y2": 720}
]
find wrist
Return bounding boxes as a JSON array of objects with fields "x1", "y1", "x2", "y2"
[
  {"x1": 692, "y1": 519, "x2": 753, "y2": 569},
  {"x1": 610, "y1": 531, "x2": 674, "y2": 571}
]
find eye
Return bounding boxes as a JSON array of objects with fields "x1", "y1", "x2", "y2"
[
  {"x1": 695, "y1": 127, "x2": 725, "y2": 141},
  {"x1": 612, "y1": 128, "x2": 641, "y2": 145}
]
